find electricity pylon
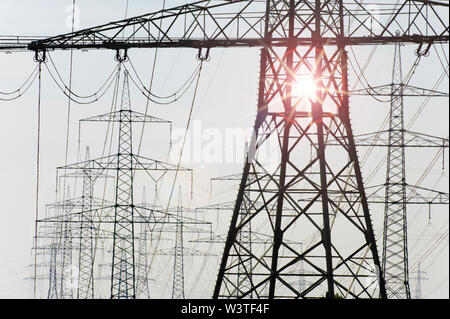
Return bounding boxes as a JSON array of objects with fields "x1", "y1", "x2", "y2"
[
  {"x1": 410, "y1": 262, "x2": 428, "y2": 299},
  {"x1": 135, "y1": 191, "x2": 213, "y2": 299},
  {"x1": 383, "y1": 39, "x2": 412, "y2": 300},
  {"x1": 345, "y1": 40, "x2": 449, "y2": 299},
  {"x1": 59, "y1": 186, "x2": 75, "y2": 299},
  {"x1": 2, "y1": 0, "x2": 448, "y2": 299},
  {"x1": 216, "y1": 3, "x2": 386, "y2": 298},
  {"x1": 47, "y1": 223, "x2": 60, "y2": 299},
  {"x1": 136, "y1": 189, "x2": 151, "y2": 299},
  {"x1": 56, "y1": 71, "x2": 191, "y2": 299},
  {"x1": 209, "y1": 172, "x2": 255, "y2": 298},
  {"x1": 46, "y1": 186, "x2": 73, "y2": 299}
]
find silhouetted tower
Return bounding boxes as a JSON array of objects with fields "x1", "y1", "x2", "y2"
[
  {"x1": 382, "y1": 37, "x2": 410, "y2": 299},
  {"x1": 172, "y1": 188, "x2": 185, "y2": 299},
  {"x1": 3, "y1": 0, "x2": 447, "y2": 300},
  {"x1": 235, "y1": 193, "x2": 253, "y2": 298}
]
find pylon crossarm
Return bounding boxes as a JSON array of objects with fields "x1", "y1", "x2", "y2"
[
  {"x1": 58, "y1": 154, "x2": 191, "y2": 172},
  {"x1": 80, "y1": 110, "x2": 172, "y2": 124}
]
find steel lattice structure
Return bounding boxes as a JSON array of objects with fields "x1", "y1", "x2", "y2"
[
  {"x1": 135, "y1": 190, "x2": 151, "y2": 299},
  {"x1": 1, "y1": 0, "x2": 448, "y2": 299},
  {"x1": 172, "y1": 190, "x2": 186, "y2": 299},
  {"x1": 352, "y1": 41, "x2": 448, "y2": 298},
  {"x1": 71, "y1": 72, "x2": 190, "y2": 299}
]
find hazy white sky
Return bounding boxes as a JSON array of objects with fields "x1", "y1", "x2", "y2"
[{"x1": 0, "y1": 0, "x2": 448, "y2": 299}]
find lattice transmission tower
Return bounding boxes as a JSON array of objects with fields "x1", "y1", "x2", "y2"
[
  {"x1": 172, "y1": 188, "x2": 186, "y2": 299},
  {"x1": 34, "y1": 71, "x2": 192, "y2": 299}
]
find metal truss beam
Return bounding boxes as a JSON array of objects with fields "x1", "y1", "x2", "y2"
[{"x1": 0, "y1": 1, "x2": 448, "y2": 51}]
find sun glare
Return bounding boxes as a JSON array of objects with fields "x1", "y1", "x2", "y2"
[{"x1": 294, "y1": 76, "x2": 317, "y2": 99}]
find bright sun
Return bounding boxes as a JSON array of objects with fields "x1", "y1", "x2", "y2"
[{"x1": 294, "y1": 76, "x2": 317, "y2": 99}]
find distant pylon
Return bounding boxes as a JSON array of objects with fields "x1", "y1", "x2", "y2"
[
  {"x1": 172, "y1": 187, "x2": 185, "y2": 299},
  {"x1": 47, "y1": 223, "x2": 60, "y2": 299},
  {"x1": 77, "y1": 147, "x2": 95, "y2": 299},
  {"x1": 215, "y1": 3, "x2": 385, "y2": 298},
  {"x1": 55, "y1": 68, "x2": 187, "y2": 299},
  {"x1": 345, "y1": 36, "x2": 449, "y2": 299},
  {"x1": 110, "y1": 72, "x2": 137, "y2": 299}
]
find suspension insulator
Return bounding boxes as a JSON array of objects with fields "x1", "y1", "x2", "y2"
[
  {"x1": 34, "y1": 50, "x2": 47, "y2": 63},
  {"x1": 196, "y1": 48, "x2": 210, "y2": 62},
  {"x1": 115, "y1": 48, "x2": 128, "y2": 62}
]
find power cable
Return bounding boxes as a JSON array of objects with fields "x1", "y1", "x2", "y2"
[
  {"x1": 47, "y1": 53, "x2": 120, "y2": 99},
  {"x1": 45, "y1": 53, "x2": 119, "y2": 104},
  {"x1": 62, "y1": 0, "x2": 77, "y2": 206},
  {"x1": 33, "y1": 59, "x2": 44, "y2": 299},
  {"x1": 147, "y1": 60, "x2": 205, "y2": 275},
  {"x1": 123, "y1": 60, "x2": 201, "y2": 105}
]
